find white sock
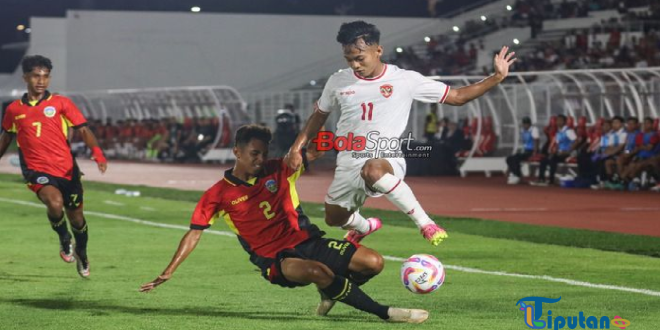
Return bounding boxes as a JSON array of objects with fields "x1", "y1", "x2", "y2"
[
  {"x1": 341, "y1": 211, "x2": 371, "y2": 234},
  {"x1": 372, "y1": 173, "x2": 433, "y2": 229}
]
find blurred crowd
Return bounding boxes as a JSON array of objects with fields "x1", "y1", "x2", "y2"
[
  {"x1": 71, "y1": 117, "x2": 230, "y2": 163},
  {"x1": 390, "y1": 0, "x2": 659, "y2": 75},
  {"x1": 506, "y1": 115, "x2": 660, "y2": 191}
]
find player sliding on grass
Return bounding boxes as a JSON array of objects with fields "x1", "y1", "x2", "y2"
[
  {"x1": 0, "y1": 55, "x2": 107, "y2": 278},
  {"x1": 140, "y1": 125, "x2": 429, "y2": 323},
  {"x1": 286, "y1": 21, "x2": 516, "y2": 246}
]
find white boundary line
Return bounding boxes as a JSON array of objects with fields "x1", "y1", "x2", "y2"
[{"x1": 1, "y1": 197, "x2": 659, "y2": 297}]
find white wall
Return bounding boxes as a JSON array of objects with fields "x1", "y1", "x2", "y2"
[
  {"x1": 3, "y1": 2, "x2": 520, "y2": 94},
  {"x1": 63, "y1": 10, "x2": 444, "y2": 93},
  {"x1": 29, "y1": 17, "x2": 67, "y2": 91}
]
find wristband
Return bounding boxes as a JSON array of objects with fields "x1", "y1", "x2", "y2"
[{"x1": 91, "y1": 146, "x2": 107, "y2": 164}]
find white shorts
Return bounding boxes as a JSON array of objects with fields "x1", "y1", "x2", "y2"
[{"x1": 325, "y1": 158, "x2": 406, "y2": 212}]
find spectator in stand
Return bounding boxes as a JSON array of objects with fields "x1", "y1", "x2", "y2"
[
  {"x1": 195, "y1": 117, "x2": 217, "y2": 156},
  {"x1": 620, "y1": 117, "x2": 660, "y2": 190},
  {"x1": 439, "y1": 120, "x2": 464, "y2": 153},
  {"x1": 435, "y1": 117, "x2": 450, "y2": 142},
  {"x1": 531, "y1": 114, "x2": 578, "y2": 186},
  {"x1": 602, "y1": 116, "x2": 628, "y2": 189},
  {"x1": 615, "y1": 117, "x2": 641, "y2": 180},
  {"x1": 424, "y1": 104, "x2": 439, "y2": 142},
  {"x1": 274, "y1": 107, "x2": 298, "y2": 156},
  {"x1": 506, "y1": 117, "x2": 540, "y2": 185},
  {"x1": 578, "y1": 119, "x2": 609, "y2": 185},
  {"x1": 178, "y1": 118, "x2": 200, "y2": 162},
  {"x1": 284, "y1": 103, "x2": 302, "y2": 133}
]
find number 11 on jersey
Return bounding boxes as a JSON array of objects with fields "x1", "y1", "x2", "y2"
[{"x1": 361, "y1": 102, "x2": 374, "y2": 121}]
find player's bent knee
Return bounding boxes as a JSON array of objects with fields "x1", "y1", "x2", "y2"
[
  {"x1": 46, "y1": 198, "x2": 64, "y2": 212},
  {"x1": 360, "y1": 163, "x2": 385, "y2": 184},
  {"x1": 364, "y1": 253, "x2": 384, "y2": 274}
]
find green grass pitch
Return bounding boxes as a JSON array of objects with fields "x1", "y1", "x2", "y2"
[{"x1": 0, "y1": 174, "x2": 659, "y2": 330}]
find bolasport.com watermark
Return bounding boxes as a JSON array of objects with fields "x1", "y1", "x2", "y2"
[{"x1": 311, "y1": 131, "x2": 433, "y2": 159}]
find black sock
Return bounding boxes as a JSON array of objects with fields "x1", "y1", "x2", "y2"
[
  {"x1": 348, "y1": 271, "x2": 376, "y2": 286},
  {"x1": 48, "y1": 214, "x2": 71, "y2": 242},
  {"x1": 71, "y1": 219, "x2": 88, "y2": 260},
  {"x1": 321, "y1": 275, "x2": 389, "y2": 320}
]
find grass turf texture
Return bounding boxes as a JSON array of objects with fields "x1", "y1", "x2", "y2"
[
  {"x1": 0, "y1": 173, "x2": 659, "y2": 330},
  {"x1": 2, "y1": 173, "x2": 660, "y2": 258}
]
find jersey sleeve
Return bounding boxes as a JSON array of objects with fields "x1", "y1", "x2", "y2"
[
  {"x1": 190, "y1": 185, "x2": 223, "y2": 230},
  {"x1": 1, "y1": 105, "x2": 15, "y2": 133},
  {"x1": 273, "y1": 153, "x2": 306, "y2": 181},
  {"x1": 407, "y1": 71, "x2": 451, "y2": 104},
  {"x1": 531, "y1": 127, "x2": 540, "y2": 139},
  {"x1": 566, "y1": 129, "x2": 577, "y2": 141},
  {"x1": 316, "y1": 75, "x2": 340, "y2": 113},
  {"x1": 60, "y1": 97, "x2": 87, "y2": 128}
]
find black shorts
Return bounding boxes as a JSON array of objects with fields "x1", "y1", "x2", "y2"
[
  {"x1": 24, "y1": 168, "x2": 84, "y2": 210},
  {"x1": 262, "y1": 237, "x2": 358, "y2": 288}
]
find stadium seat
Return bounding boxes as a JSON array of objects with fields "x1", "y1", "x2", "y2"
[
  {"x1": 586, "y1": 118, "x2": 604, "y2": 153},
  {"x1": 456, "y1": 117, "x2": 497, "y2": 158}
]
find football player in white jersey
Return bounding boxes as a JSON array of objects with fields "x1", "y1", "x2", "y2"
[{"x1": 286, "y1": 21, "x2": 516, "y2": 245}]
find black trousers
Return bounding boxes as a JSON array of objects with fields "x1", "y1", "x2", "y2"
[
  {"x1": 538, "y1": 153, "x2": 570, "y2": 183},
  {"x1": 506, "y1": 151, "x2": 533, "y2": 177}
]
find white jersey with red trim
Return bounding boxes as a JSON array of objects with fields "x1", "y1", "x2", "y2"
[{"x1": 316, "y1": 64, "x2": 450, "y2": 167}]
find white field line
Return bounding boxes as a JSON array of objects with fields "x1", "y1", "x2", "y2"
[
  {"x1": 1, "y1": 197, "x2": 659, "y2": 297},
  {"x1": 470, "y1": 207, "x2": 548, "y2": 212},
  {"x1": 103, "y1": 200, "x2": 125, "y2": 206},
  {"x1": 470, "y1": 207, "x2": 660, "y2": 213}
]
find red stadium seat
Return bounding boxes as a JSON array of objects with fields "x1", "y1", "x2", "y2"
[
  {"x1": 456, "y1": 117, "x2": 497, "y2": 158},
  {"x1": 654, "y1": 118, "x2": 659, "y2": 132},
  {"x1": 586, "y1": 118, "x2": 604, "y2": 152}
]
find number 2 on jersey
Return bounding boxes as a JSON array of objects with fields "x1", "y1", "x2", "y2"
[
  {"x1": 259, "y1": 201, "x2": 276, "y2": 220},
  {"x1": 361, "y1": 102, "x2": 374, "y2": 121}
]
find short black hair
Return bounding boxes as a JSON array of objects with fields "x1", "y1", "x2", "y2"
[
  {"x1": 626, "y1": 117, "x2": 639, "y2": 123},
  {"x1": 556, "y1": 114, "x2": 567, "y2": 122},
  {"x1": 234, "y1": 124, "x2": 272, "y2": 148},
  {"x1": 336, "y1": 21, "x2": 380, "y2": 46},
  {"x1": 21, "y1": 55, "x2": 53, "y2": 74},
  {"x1": 522, "y1": 117, "x2": 532, "y2": 124},
  {"x1": 644, "y1": 117, "x2": 653, "y2": 124},
  {"x1": 612, "y1": 116, "x2": 624, "y2": 123}
]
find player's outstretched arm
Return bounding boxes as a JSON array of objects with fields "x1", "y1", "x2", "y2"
[
  {"x1": 77, "y1": 126, "x2": 108, "y2": 173},
  {"x1": 286, "y1": 110, "x2": 329, "y2": 170},
  {"x1": 139, "y1": 229, "x2": 203, "y2": 293},
  {"x1": 0, "y1": 132, "x2": 14, "y2": 159},
  {"x1": 444, "y1": 46, "x2": 516, "y2": 106}
]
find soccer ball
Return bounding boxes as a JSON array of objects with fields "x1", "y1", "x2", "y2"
[{"x1": 400, "y1": 254, "x2": 445, "y2": 294}]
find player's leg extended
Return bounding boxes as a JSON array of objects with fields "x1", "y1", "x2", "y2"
[
  {"x1": 361, "y1": 159, "x2": 448, "y2": 245},
  {"x1": 37, "y1": 186, "x2": 75, "y2": 263},
  {"x1": 280, "y1": 258, "x2": 404, "y2": 321},
  {"x1": 325, "y1": 203, "x2": 381, "y2": 245},
  {"x1": 66, "y1": 207, "x2": 90, "y2": 278}
]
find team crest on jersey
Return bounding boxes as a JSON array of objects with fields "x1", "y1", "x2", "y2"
[
  {"x1": 380, "y1": 84, "x2": 393, "y2": 98},
  {"x1": 43, "y1": 106, "x2": 56, "y2": 118},
  {"x1": 36, "y1": 176, "x2": 50, "y2": 184},
  {"x1": 265, "y1": 179, "x2": 278, "y2": 193}
]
